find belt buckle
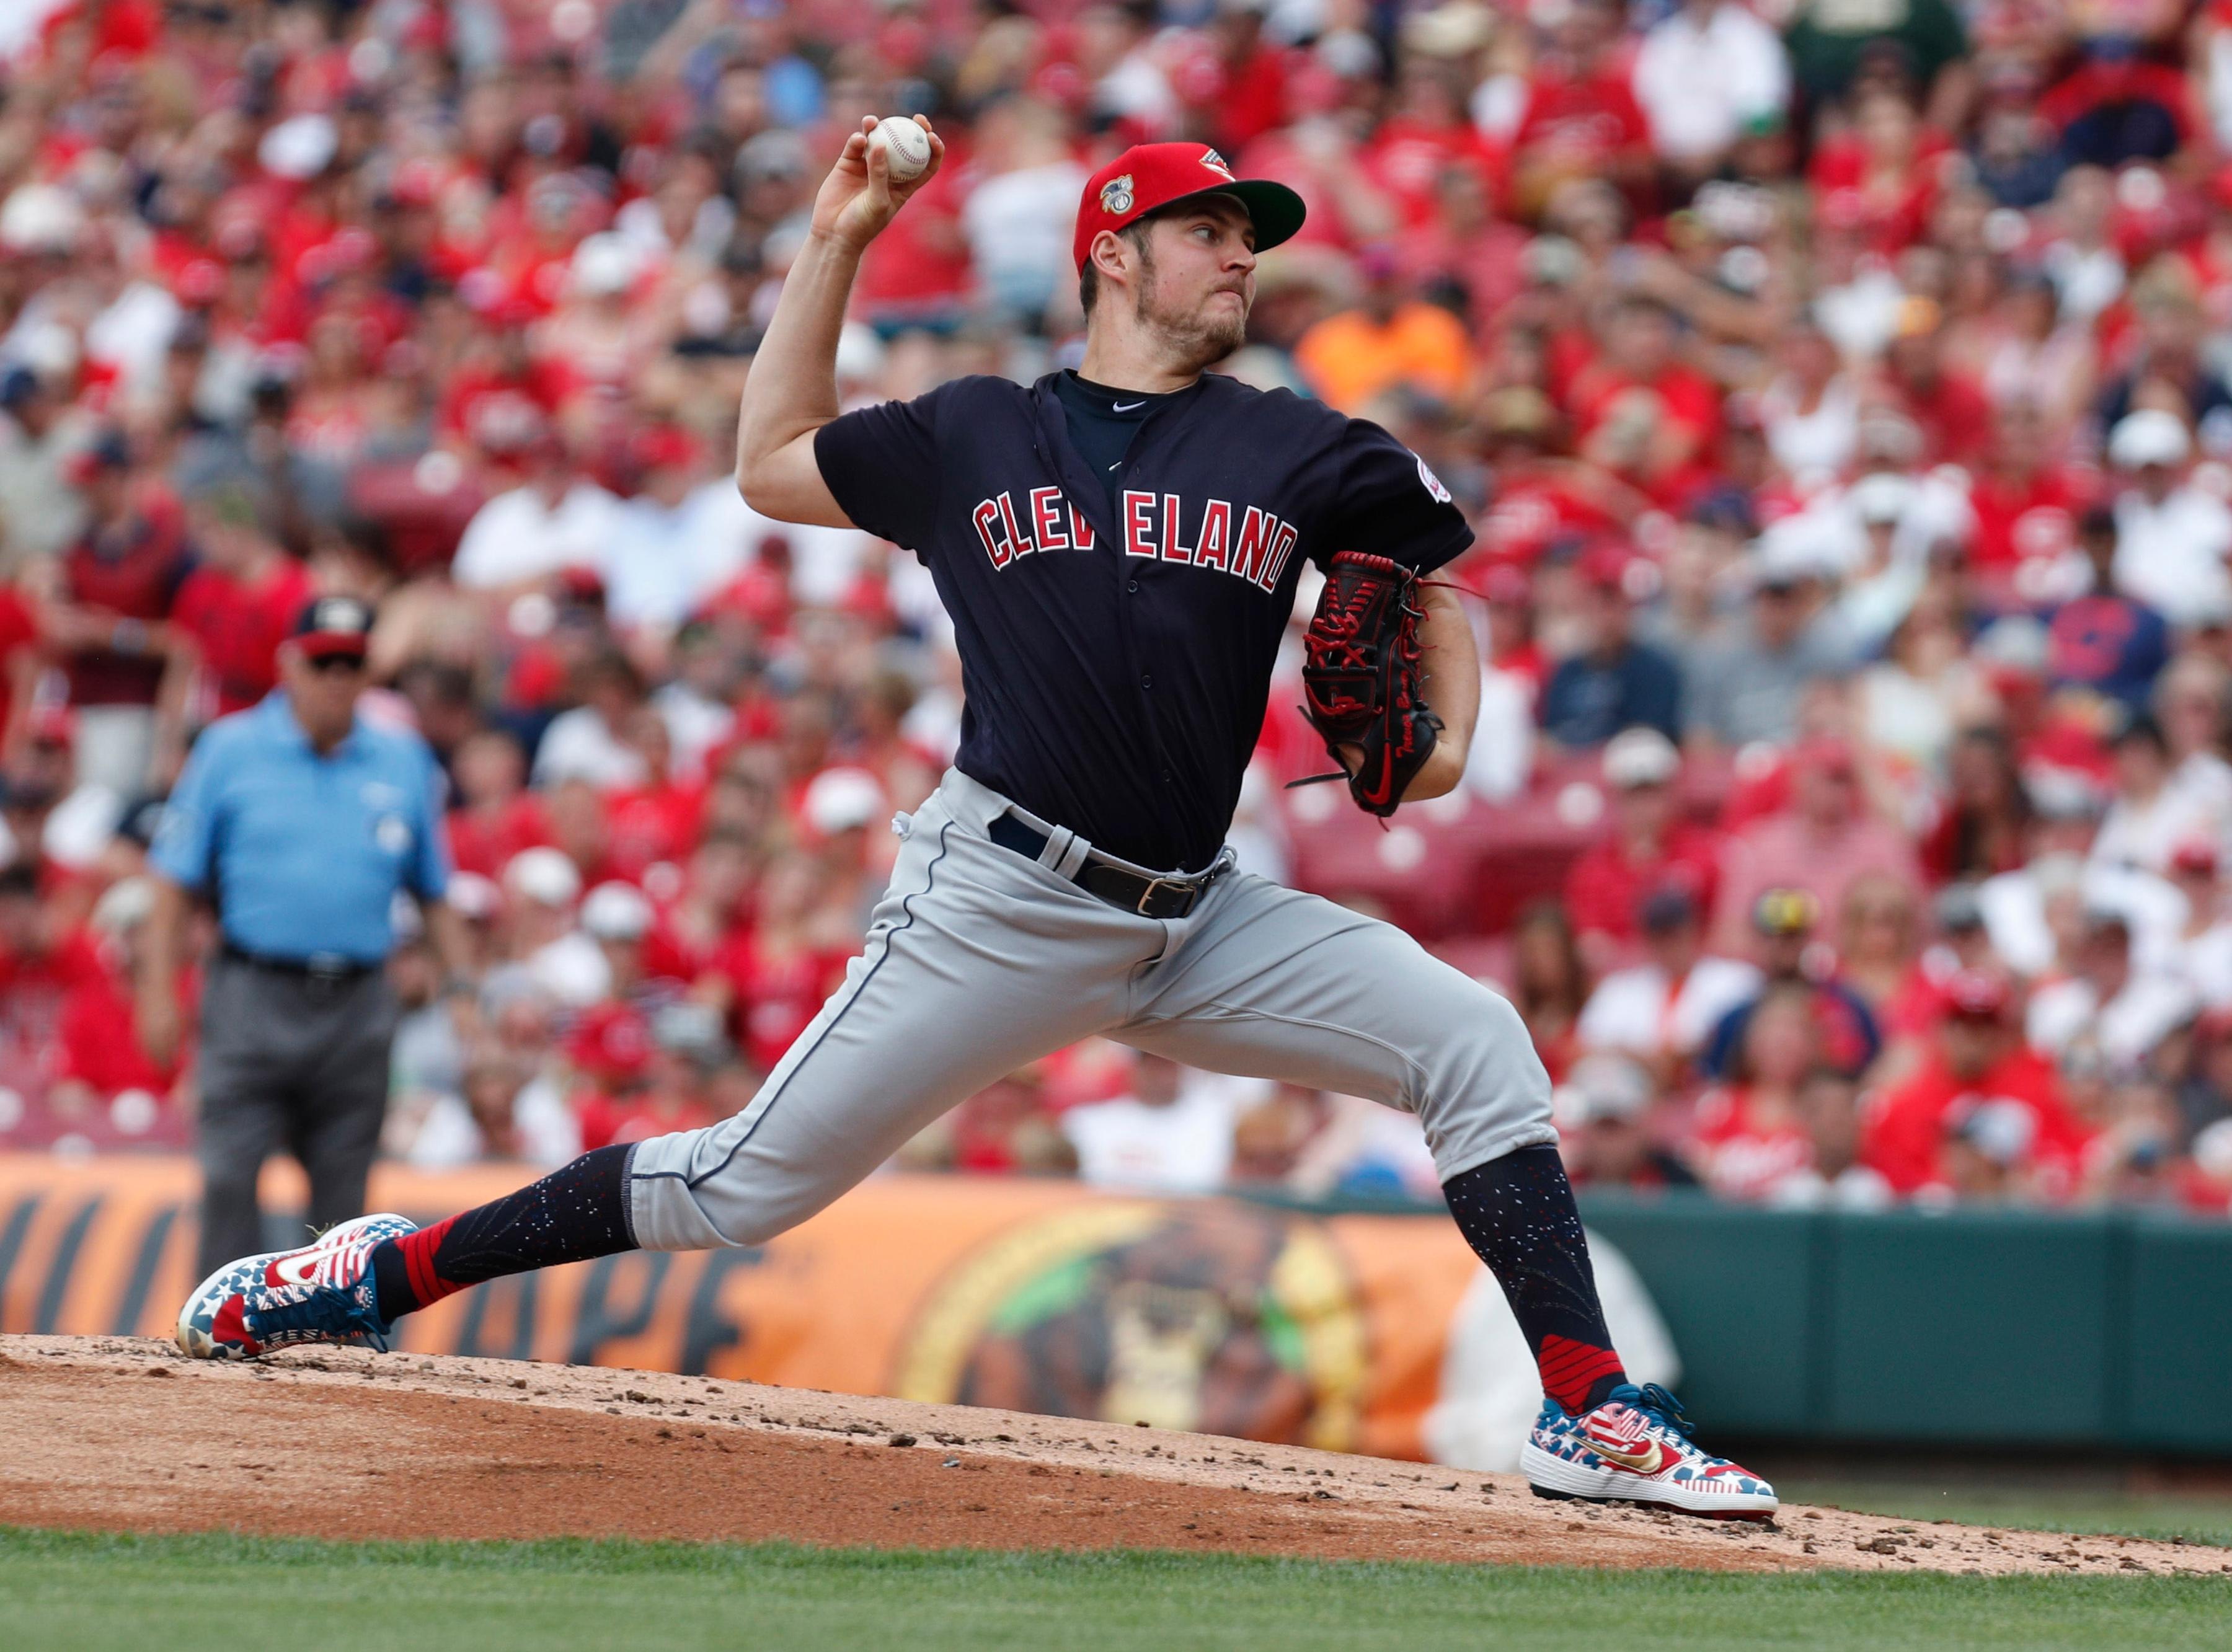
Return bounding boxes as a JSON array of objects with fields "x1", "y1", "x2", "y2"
[
  {"x1": 304, "y1": 953, "x2": 352, "y2": 993},
  {"x1": 1134, "y1": 875, "x2": 1192, "y2": 918}
]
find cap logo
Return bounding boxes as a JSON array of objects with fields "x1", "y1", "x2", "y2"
[
  {"x1": 1100, "y1": 174, "x2": 1135, "y2": 216},
  {"x1": 1198, "y1": 148, "x2": 1234, "y2": 180}
]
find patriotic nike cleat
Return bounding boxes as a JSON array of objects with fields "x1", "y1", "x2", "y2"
[
  {"x1": 176, "y1": 1212, "x2": 415, "y2": 1360},
  {"x1": 1518, "y1": 1383, "x2": 1777, "y2": 1519}
]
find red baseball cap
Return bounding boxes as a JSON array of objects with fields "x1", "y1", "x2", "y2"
[
  {"x1": 1942, "y1": 969, "x2": 2011, "y2": 1022},
  {"x1": 1576, "y1": 540, "x2": 1635, "y2": 591},
  {"x1": 1072, "y1": 143, "x2": 1306, "y2": 272},
  {"x1": 2172, "y1": 839, "x2": 2220, "y2": 878},
  {"x1": 567, "y1": 1002, "x2": 653, "y2": 1088},
  {"x1": 1792, "y1": 733, "x2": 1856, "y2": 778}
]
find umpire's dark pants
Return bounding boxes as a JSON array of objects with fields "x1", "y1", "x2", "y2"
[{"x1": 194, "y1": 951, "x2": 399, "y2": 1278}]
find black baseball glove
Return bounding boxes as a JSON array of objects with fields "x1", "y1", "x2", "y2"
[{"x1": 1291, "y1": 549, "x2": 1443, "y2": 818}]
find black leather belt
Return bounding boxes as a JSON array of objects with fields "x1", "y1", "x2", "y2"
[
  {"x1": 220, "y1": 942, "x2": 380, "y2": 983},
  {"x1": 986, "y1": 812, "x2": 1223, "y2": 920}
]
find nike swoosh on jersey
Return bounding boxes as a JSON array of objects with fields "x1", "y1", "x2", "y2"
[{"x1": 1112, "y1": 400, "x2": 1145, "y2": 412}]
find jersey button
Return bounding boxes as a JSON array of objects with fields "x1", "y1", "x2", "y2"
[
  {"x1": 1140, "y1": 673, "x2": 1153, "y2": 689},
  {"x1": 1127, "y1": 580, "x2": 1140, "y2": 593},
  {"x1": 1162, "y1": 769, "x2": 1176, "y2": 784}
]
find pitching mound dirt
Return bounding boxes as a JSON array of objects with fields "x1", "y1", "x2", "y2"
[{"x1": 1, "y1": 1336, "x2": 2221, "y2": 1576}]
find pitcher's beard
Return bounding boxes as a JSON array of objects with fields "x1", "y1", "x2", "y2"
[{"x1": 1138, "y1": 283, "x2": 1249, "y2": 374}]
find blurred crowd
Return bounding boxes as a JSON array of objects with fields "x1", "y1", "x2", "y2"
[{"x1": 9, "y1": 0, "x2": 2232, "y2": 1214}]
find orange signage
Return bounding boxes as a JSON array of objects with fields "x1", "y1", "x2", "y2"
[{"x1": 0, "y1": 1156, "x2": 1480, "y2": 1460}]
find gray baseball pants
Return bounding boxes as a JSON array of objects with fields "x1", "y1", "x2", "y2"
[
  {"x1": 195, "y1": 953, "x2": 398, "y2": 1276},
  {"x1": 626, "y1": 769, "x2": 1554, "y2": 1250}
]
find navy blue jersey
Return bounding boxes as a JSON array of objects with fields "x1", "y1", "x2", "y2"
[{"x1": 815, "y1": 371, "x2": 1471, "y2": 872}]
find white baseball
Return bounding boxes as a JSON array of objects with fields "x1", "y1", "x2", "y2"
[{"x1": 869, "y1": 116, "x2": 932, "y2": 183}]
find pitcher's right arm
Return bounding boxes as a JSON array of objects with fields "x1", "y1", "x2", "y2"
[{"x1": 734, "y1": 115, "x2": 944, "y2": 526}]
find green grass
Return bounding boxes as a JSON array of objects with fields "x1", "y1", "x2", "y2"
[
  {"x1": 1778, "y1": 1482, "x2": 2232, "y2": 1549},
  {"x1": 2, "y1": 1527, "x2": 2228, "y2": 1652}
]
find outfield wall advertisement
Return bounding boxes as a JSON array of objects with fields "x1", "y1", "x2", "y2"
[{"x1": 0, "y1": 1156, "x2": 1553, "y2": 1464}]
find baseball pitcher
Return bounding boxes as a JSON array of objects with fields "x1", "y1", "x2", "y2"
[{"x1": 179, "y1": 118, "x2": 1773, "y2": 1516}]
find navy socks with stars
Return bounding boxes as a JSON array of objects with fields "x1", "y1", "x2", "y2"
[
  {"x1": 370, "y1": 1144, "x2": 636, "y2": 1322},
  {"x1": 1442, "y1": 1146, "x2": 1628, "y2": 1415}
]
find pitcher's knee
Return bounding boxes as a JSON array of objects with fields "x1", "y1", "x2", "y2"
[{"x1": 1410, "y1": 987, "x2": 1556, "y2": 1167}]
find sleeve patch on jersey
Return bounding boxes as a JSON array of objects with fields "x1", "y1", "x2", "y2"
[{"x1": 1417, "y1": 454, "x2": 1452, "y2": 505}]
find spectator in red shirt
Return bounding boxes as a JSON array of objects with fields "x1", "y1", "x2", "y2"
[
  {"x1": 1365, "y1": 58, "x2": 1500, "y2": 231},
  {"x1": 0, "y1": 567, "x2": 42, "y2": 756},
  {"x1": 1566, "y1": 296, "x2": 1720, "y2": 505},
  {"x1": 575, "y1": 1001, "x2": 725, "y2": 1151},
  {"x1": 1964, "y1": 399, "x2": 2086, "y2": 581},
  {"x1": 603, "y1": 708, "x2": 704, "y2": 886},
  {"x1": 1807, "y1": 87, "x2": 1946, "y2": 257},
  {"x1": 712, "y1": 850, "x2": 851, "y2": 1073},
  {"x1": 171, "y1": 469, "x2": 313, "y2": 721},
  {"x1": 1564, "y1": 727, "x2": 1722, "y2": 966},
  {"x1": 1881, "y1": 301, "x2": 1995, "y2": 466},
  {"x1": 647, "y1": 829, "x2": 755, "y2": 988},
  {"x1": 50, "y1": 431, "x2": 192, "y2": 799},
  {"x1": 48, "y1": 873, "x2": 190, "y2": 1122},
  {"x1": 565, "y1": 997, "x2": 657, "y2": 1151},
  {"x1": 1693, "y1": 983, "x2": 1824, "y2": 1201},
  {"x1": 447, "y1": 728, "x2": 551, "y2": 880},
  {"x1": 0, "y1": 859, "x2": 107, "y2": 1103},
  {"x1": 1712, "y1": 735, "x2": 1923, "y2": 958},
  {"x1": 1508, "y1": 0, "x2": 1653, "y2": 218},
  {"x1": 1202, "y1": 1, "x2": 1295, "y2": 155},
  {"x1": 1863, "y1": 971, "x2": 2095, "y2": 1201}
]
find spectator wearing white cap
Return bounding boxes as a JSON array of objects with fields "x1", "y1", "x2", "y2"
[
  {"x1": 804, "y1": 764, "x2": 890, "y2": 929},
  {"x1": 496, "y1": 846, "x2": 606, "y2": 1009},
  {"x1": 2027, "y1": 907, "x2": 2197, "y2": 1072},
  {"x1": 1562, "y1": 727, "x2": 1725, "y2": 958},
  {"x1": 580, "y1": 879, "x2": 657, "y2": 1000},
  {"x1": 1554, "y1": 1052, "x2": 1699, "y2": 1190},
  {"x1": 1682, "y1": 537, "x2": 1858, "y2": 750},
  {"x1": 2107, "y1": 410, "x2": 2232, "y2": 628}
]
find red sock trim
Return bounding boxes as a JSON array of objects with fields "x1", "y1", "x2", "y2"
[
  {"x1": 1537, "y1": 1332, "x2": 1624, "y2": 1414},
  {"x1": 396, "y1": 1217, "x2": 464, "y2": 1309}
]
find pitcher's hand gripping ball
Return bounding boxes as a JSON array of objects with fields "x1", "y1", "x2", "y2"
[
  {"x1": 1293, "y1": 549, "x2": 1443, "y2": 817},
  {"x1": 869, "y1": 117, "x2": 933, "y2": 182}
]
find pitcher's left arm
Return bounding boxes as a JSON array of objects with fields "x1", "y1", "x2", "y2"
[{"x1": 1403, "y1": 580, "x2": 1480, "y2": 803}]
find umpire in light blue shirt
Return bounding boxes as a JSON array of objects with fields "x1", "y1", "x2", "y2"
[{"x1": 141, "y1": 596, "x2": 471, "y2": 1276}]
